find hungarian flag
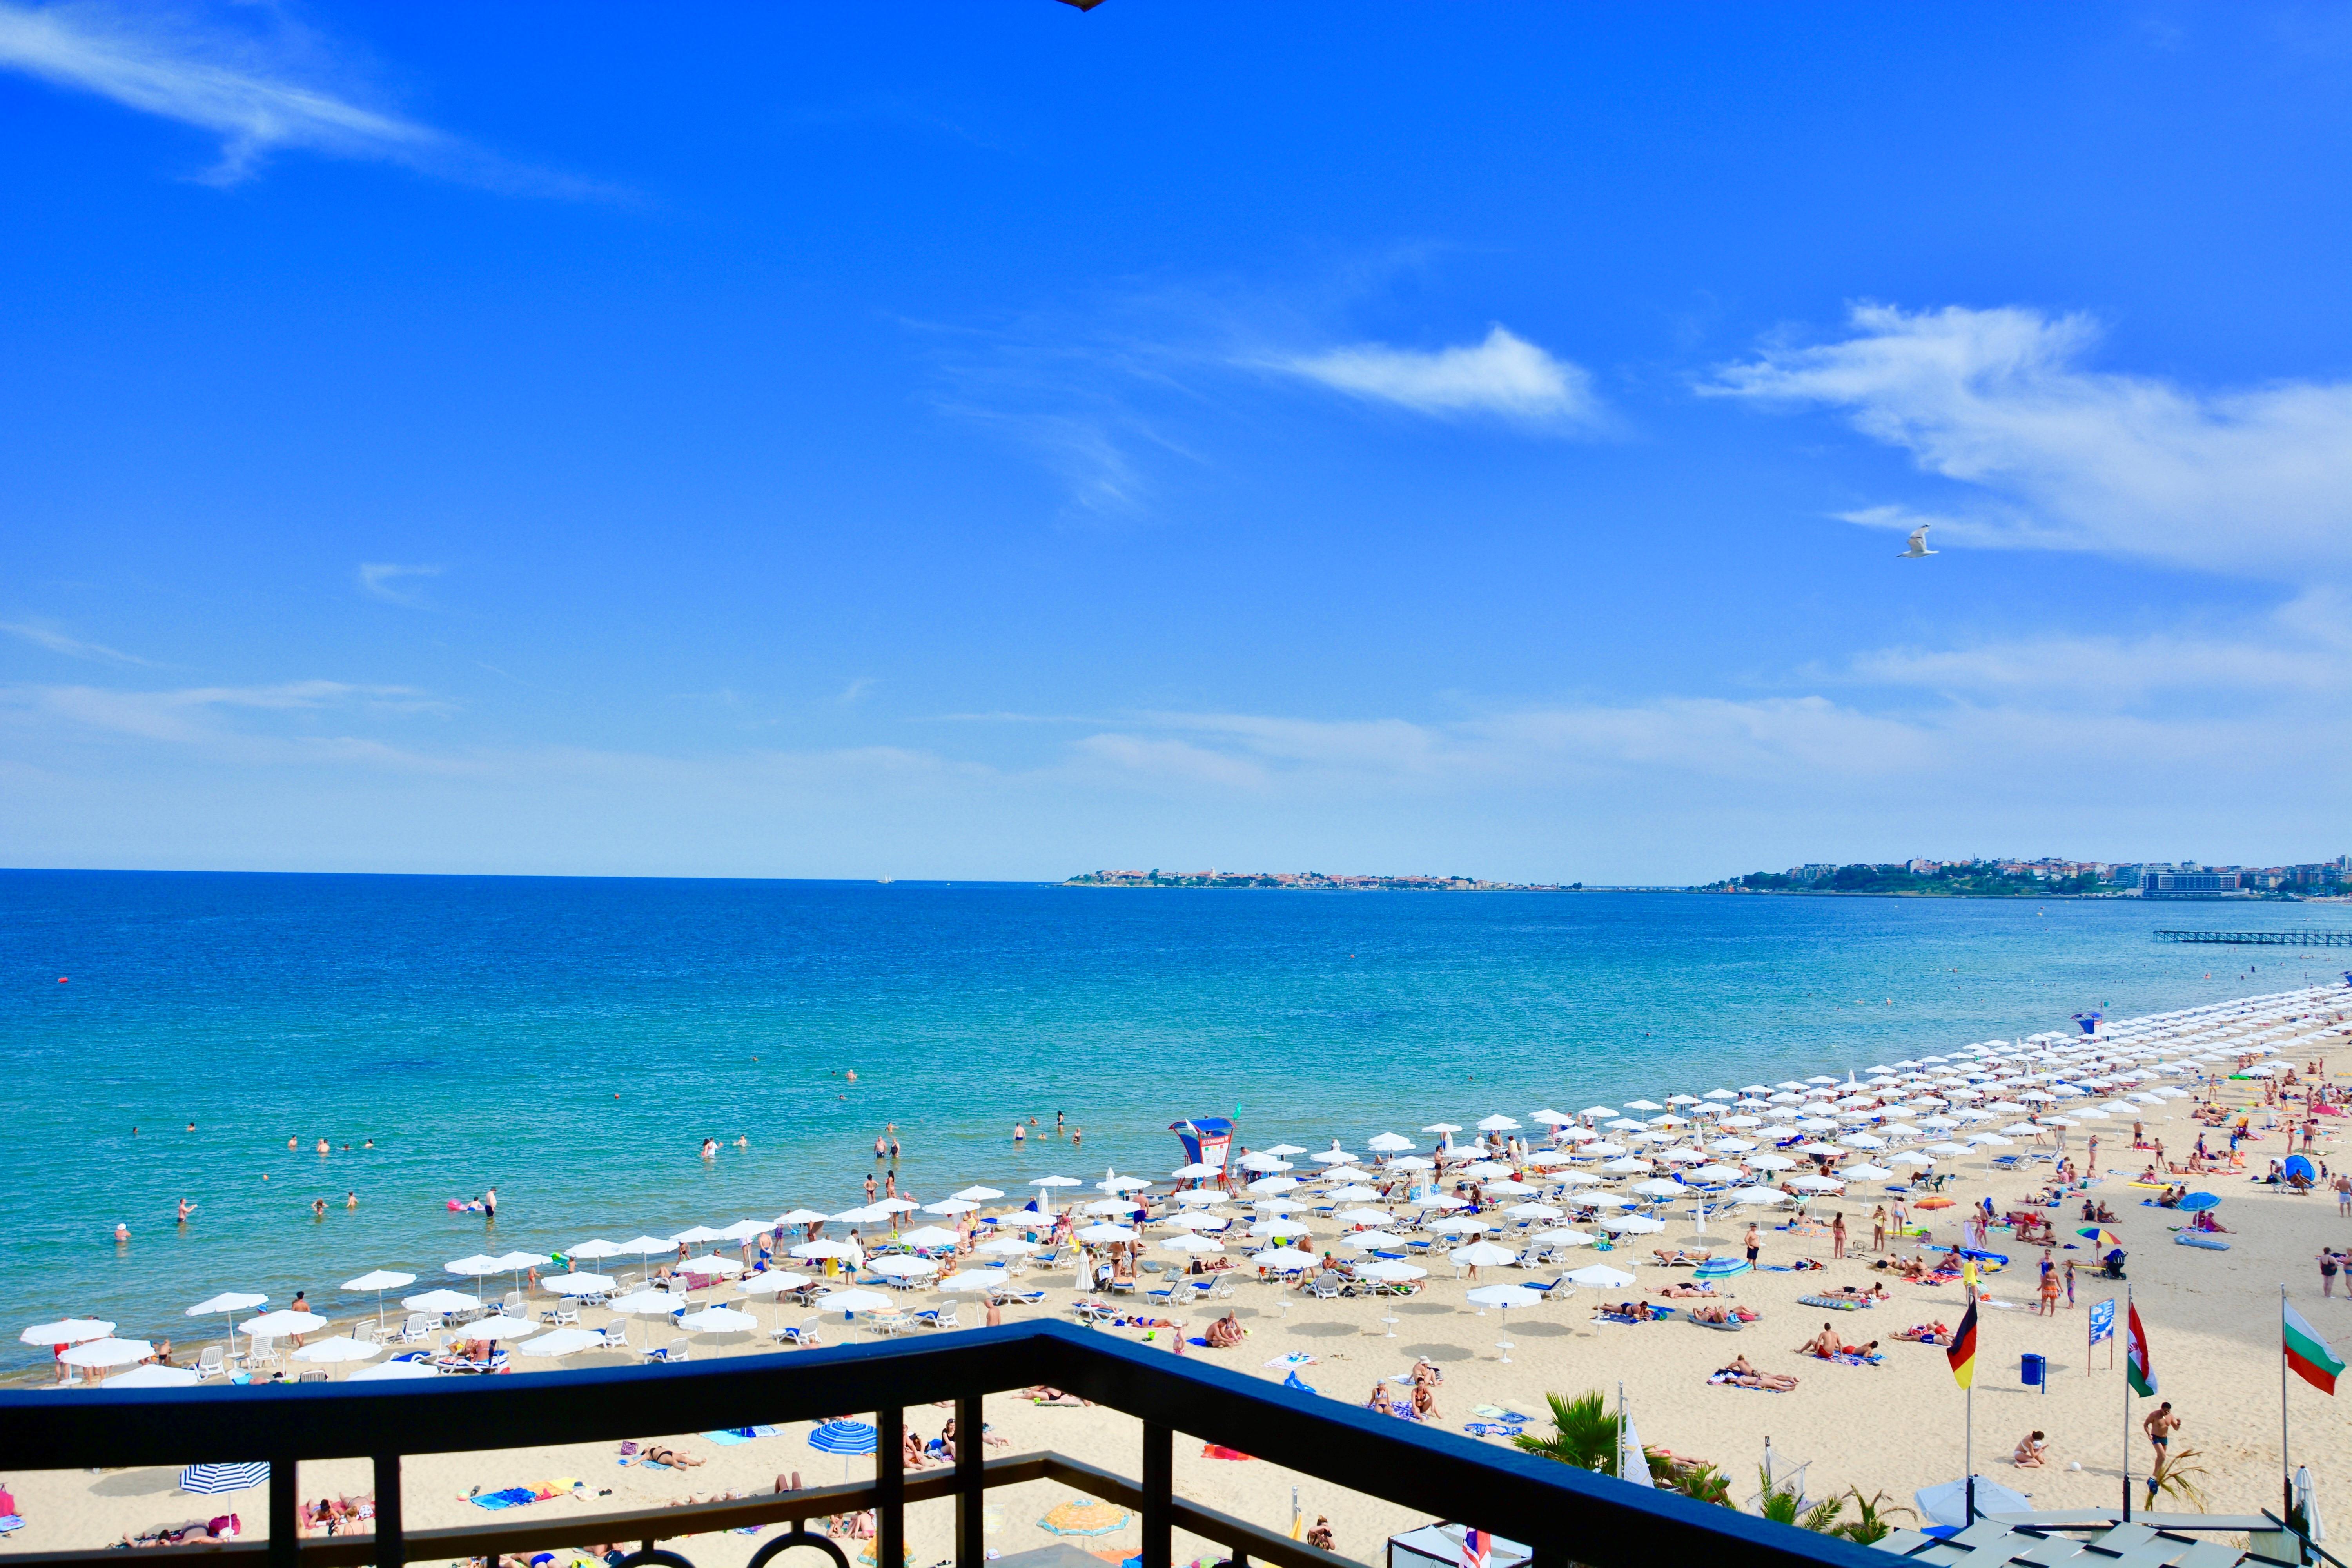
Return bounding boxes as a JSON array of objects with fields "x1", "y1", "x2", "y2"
[
  {"x1": 2285, "y1": 1302, "x2": 2344, "y2": 1395},
  {"x1": 2126, "y1": 1301, "x2": 2158, "y2": 1397},
  {"x1": 1946, "y1": 1300, "x2": 1978, "y2": 1388}
]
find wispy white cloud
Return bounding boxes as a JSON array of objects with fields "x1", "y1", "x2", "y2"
[
  {"x1": 1276, "y1": 326, "x2": 1602, "y2": 424},
  {"x1": 0, "y1": 1, "x2": 601, "y2": 192},
  {"x1": 6, "y1": 678, "x2": 446, "y2": 745},
  {"x1": 0, "y1": 619, "x2": 150, "y2": 665},
  {"x1": 1707, "y1": 303, "x2": 2352, "y2": 581},
  {"x1": 359, "y1": 562, "x2": 441, "y2": 605}
]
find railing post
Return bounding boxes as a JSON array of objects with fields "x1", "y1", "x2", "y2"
[
  {"x1": 955, "y1": 1396, "x2": 984, "y2": 1568},
  {"x1": 269, "y1": 1453, "x2": 298, "y2": 1568},
  {"x1": 878, "y1": 1406, "x2": 904, "y2": 1568},
  {"x1": 372, "y1": 1454, "x2": 404, "y2": 1568},
  {"x1": 1140, "y1": 1421, "x2": 1172, "y2": 1568}
]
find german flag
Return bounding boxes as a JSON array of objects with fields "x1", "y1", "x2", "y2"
[{"x1": 1947, "y1": 1300, "x2": 1979, "y2": 1388}]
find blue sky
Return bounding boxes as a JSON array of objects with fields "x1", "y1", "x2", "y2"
[{"x1": 2, "y1": 3, "x2": 2347, "y2": 882}]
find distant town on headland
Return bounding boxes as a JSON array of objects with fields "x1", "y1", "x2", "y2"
[
  {"x1": 1064, "y1": 856, "x2": 2352, "y2": 898},
  {"x1": 1704, "y1": 855, "x2": 2352, "y2": 899},
  {"x1": 1064, "y1": 869, "x2": 1571, "y2": 891}
]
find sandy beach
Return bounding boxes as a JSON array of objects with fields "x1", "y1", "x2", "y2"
[{"x1": 9, "y1": 995, "x2": 2352, "y2": 1568}]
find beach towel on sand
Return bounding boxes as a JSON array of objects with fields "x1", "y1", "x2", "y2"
[
  {"x1": 1799, "y1": 1296, "x2": 1862, "y2": 1310},
  {"x1": 1462, "y1": 1421, "x2": 1524, "y2": 1438},
  {"x1": 468, "y1": 1489, "x2": 538, "y2": 1511},
  {"x1": 1829, "y1": 1352, "x2": 1884, "y2": 1367}
]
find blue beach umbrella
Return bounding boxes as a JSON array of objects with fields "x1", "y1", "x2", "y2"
[
  {"x1": 2178, "y1": 1192, "x2": 2220, "y2": 1213},
  {"x1": 181, "y1": 1462, "x2": 270, "y2": 1495},
  {"x1": 809, "y1": 1419, "x2": 878, "y2": 1480}
]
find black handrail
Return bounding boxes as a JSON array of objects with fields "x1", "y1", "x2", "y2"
[{"x1": 0, "y1": 1321, "x2": 1886, "y2": 1568}]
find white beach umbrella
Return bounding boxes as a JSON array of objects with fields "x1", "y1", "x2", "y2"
[
  {"x1": 514, "y1": 1327, "x2": 608, "y2": 1357},
  {"x1": 1249, "y1": 1217, "x2": 1313, "y2": 1239},
  {"x1": 896, "y1": 1226, "x2": 961, "y2": 1248},
  {"x1": 1577, "y1": 1192, "x2": 1634, "y2": 1210},
  {"x1": 1889, "y1": 1151, "x2": 1936, "y2": 1167},
  {"x1": 1366, "y1": 1132, "x2": 1416, "y2": 1152},
  {"x1": 541, "y1": 1272, "x2": 617, "y2": 1295},
  {"x1": 1450, "y1": 1241, "x2": 1517, "y2": 1266},
  {"x1": 1843, "y1": 1163, "x2": 1894, "y2": 1181},
  {"x1": 1171, "y1": 1161, "x2": 1222, "y2": 1179},
  {"x1": 1162, "y1": 1233, "x2": 1226, "y2": 1254},
  {"x1": 1565, "y1": 1264, "x2": 1636, "y2": 1289},
  {"x1": 923, "y1": 1199, "x2": 981, "y2": 1216},
  {"x1": 1504, "y1": 1202, "x2": 1564, "y2": 1220},
  {"x1": 680, "y1": 1254, "x2": 746, "y2": 1276},
  {"x1": 719, "y1": 1220, "x2": 773, "y2": 1241},
  {"x1": 975, "y1": 1236, "x2": 1037, "y2": 1256},
  {"x1": 1388, "y1": 1155, "x2": 1437, "y2": 1170},
  {"x1": 105, "y1": 1363, "x2": 200, "y2": 1388},
  {"x1": 1319, "y1": 1167, "x2": 1380, "y2": 1185},
  {"x1": 833, "y1": 1205, "x2": 893, "y2": 1224},
  {"x1": 1631, "y1": 1178, "x2": 1686, "y2": 1198},
  {"x1": 338, "y1": 1271, "x2": 416, "y2": 1332},
  {"x1": 1075, "y1": 1221, "x2": 1137, "y2": 1243},
  {"x1": 1247, "y1": 1175, "x2": 1303, "y2": 1194},
  {"x1": 1332, "y1": 1207, "x2": 1393, "y2": 1226},
  {"x1": 1465, "y1": 1284, "x2": 1544, "y2": 1309},
  {"x1": 608, "y1": 1290, "x2": 686, "y2": 1315},
  {"x1": 1601, "y1": 1156, "x2": 1650, "y2": 1174},
  {"x1": 347, "y1": 1357, "x2": 440, "y2": 1383},
  {"x1": 678, "y1": 1305, "x2": 760, "y2": 1333},
  {"x1": 775, "y1": 1209, "x2": 832, "y2": 1227},
  {"x1": 791, "y1": 1240, "x2": 862, "y2": 1261},
  {"x1": 1423, "y1": 1123, "x2": 1463, "y2": 1134},
  {"x1": 1532, "y1": 1227, "x2": 1598, "y2": 1247},
  {"x1": 940, "y1": 1269, "x2": 1011, "y2": 1291},
  {"x1": 1485, "y1": 1178, "x2": 1539, "y2": 1196},
  {"x1": 1477, "y1": 1114, "x2": 1522, "y2": 1131},
  {"x1": 1249, "y1": 1246, "x2": 1318, "y2": 1270},
  {"x1": 818, "y1": 1289, "x2": 898, "y2": 1314},
  {"x1": 736, "y1": 1271, "x2": 813, "y2": 1296},
  {"x1": 1924, "y1": 1142, "x2": 1969, "y2": 1156},
  {"x1": 1336, "y1": 1231, "x2": 1406, "y2": 1250},
  {"x1": 1408, "y1": 1192, "x2": 1469, "y2": 1209},
  {"x1": 1599, "y1": 1214, "x2": 1666, "y2": 1233},
  {"x1": 1426, "y1": 1215, "x2": 1492, "y2": 1234},
  {"x1": 566, "y1": 1240, "x2": 628, "y2": 1260},
  {"x1": 25, "y1": 1317, "x2": 116, "y2": 1345},
  {"x1": 1164, "y1": 1211, "x2": 1229, "y2": 1231},
  {"x1": 1787, "y1": 1175, "x2": 1845, "y2": 1192},
  {"x1": 446, "y1": 1254, "x2": 504, "y2": 1277},
  {"x1": 618, "y1": 1236, "x2": 677, "y2": 1258},
  {"x1": 401, "y1": 1288, "x2": 480, "y2": 1314},
  {"x1": 1688, "y1": 1164, "x2": 1746, "y2": 1185},
  {"x1": 1359, "y1": 1259, "x2": 1427, "y2": 1282},
  {"x1": 291, "y1": 1336, "x2": 383, "y2": 1364},
  {"x1": 240, "y1": 1310, "x2": 329, "y2": 1339},
  {"x1": 456, "y1": 1314, "x2": 539, "y2": 1340},
  {"x1": 670, "y1": 1226, "x2": 728, "y2": 1245},
  {"x1": 63, "y1": 1337, "x2": 152, "y2": 1370},
  {"x1": 1324, "y1": 1184, "x2": 1384, "y2": 1202},
  {"x1": 866, "y1": 1254, "x2": 939, "y2": 1278}
]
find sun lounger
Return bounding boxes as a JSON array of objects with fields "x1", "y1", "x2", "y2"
[{"x1": 195, "y1": 1345, "x2": 225, "y2": 1379}]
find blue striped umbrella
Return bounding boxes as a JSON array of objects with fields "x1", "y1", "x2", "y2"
[
  {"x1": 180, "y1": 1462, "x2": 270, "y2": 1495},
  {"x1": 808, "y1": 1419, "x2": 877, "y2": 1481},
  {"x1": 809, "y1": 1420, "x2": 877, "y2": 1455}
]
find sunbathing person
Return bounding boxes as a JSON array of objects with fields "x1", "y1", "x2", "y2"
[
  {"x1": 1409, "y1": 1381, "x2": 1439, "y2": 1419},
  {"x1": 1688, "y1": 1303, "x2": 1735, "y2": 1324},
  {"x1": 1795, "y1": 1323, "x2": 1842, "y2": 1358},
  {"x1": 2013, "y1": 1430, "x2": 2048, "y2": 1468},
  {"x1": 1715, "y1": 1356, "x2": 1799, "y2": 1391},
  {"x1": 642, "y1": 1446, "x2": 704, "y2": 1469},
  {"x1": 1658, "y1": 1281, "x2": 1718, "y2": 1298},
  {"x1": 1410, "y1": 1357, "x2": 1443, "y2": 1386},
  {"x1": 1205, "y1": 1313, "x2": 1246, "y2": 1348}
]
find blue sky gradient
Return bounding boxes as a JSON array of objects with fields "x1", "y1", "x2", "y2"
[{"x1": 2, "y1": 3, "x2": 2347, "y2": 880}]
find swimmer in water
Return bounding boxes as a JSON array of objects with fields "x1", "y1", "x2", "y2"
[
  {"x1": 483, "y1": 1187, "x2": 497, "y2": 1220},
  {"x1": 875, "y1": 1135, "x2": 887, "y2": 1159},
  {"x1": 345, "y1": 1191, "x2": 358, "y2": 1209},
  {"x1": 363, "y1": 1138, "x2": 374, "y2": 1148},
  {"x1": 177, "y1": 1198, "x2": 194, "y2": 1225},
  {"x1": 846, "y1": 1069, "x2": 857, "y2": 1082},
  {"x1": 316, "y1": 1138, "x2": 329, "y2": 1155},
  {"x1": 288, "y1": 1136, "x2": 298, "y2": 1150},
  {"x1": 313, "y1": 1198, "x2": 327, "y2": 1220},
  {"x1": 734, "y1": 1136, "x2": 747, "y2": 1148},
  {"x1": 114, "y1": 1221, "x2": 130, "y2": 1243},
  {"x1": 1013, "y1": 1123, "x2": 1025, "y2": 1144},
  {"x1": 701, "y1": 1138, "x2": 718, "y2": 1160}
]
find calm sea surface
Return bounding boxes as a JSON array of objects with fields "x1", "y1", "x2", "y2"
[{"x1": 4, "y1": 870, "x2": 2346, "y2": 1373}]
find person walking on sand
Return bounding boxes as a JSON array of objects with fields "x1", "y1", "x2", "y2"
[
  {"x1": 2321, "y1": 1249, "x2": 2340, "y2": 1299},
  {"x1": 1831, "y1": 1212, "x2": 1846, "y2": 1260},
  {"x1": 2063, "y1": 1258, "x2": 2076, "y2": 1308},
  {"x1": 1744, "y1": 1224, "x2": 1761, "y2": 1269},
  {"x1": 2143, "y1": 1403, "x2": 2181, "y2": 1496},
  {"x1": 1871, "y1": 1205, "x2": 1887, "y2": 1252}
]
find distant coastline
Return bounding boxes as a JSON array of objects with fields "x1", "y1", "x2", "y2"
[{"x1": 1064, "y1": 869, "x2": 1572, "y2": 891}]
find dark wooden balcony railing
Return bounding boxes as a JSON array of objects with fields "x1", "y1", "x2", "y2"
[{"x1": 0, "y1": 1321, "x2": 1886, "y2": 1568}]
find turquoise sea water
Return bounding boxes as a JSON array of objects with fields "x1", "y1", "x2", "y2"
[{"x1": 4, "y1": 869, "x2": 2347, "y2": 1374}]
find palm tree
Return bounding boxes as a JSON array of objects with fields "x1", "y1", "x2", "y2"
[
  {"x1": 1512, "y1": 1390, "x2": 1623, "y2": 1475},
  {"x1": 1757, "y1": 1470, "x2": 1844, "y2": 1533},
  {"x1": 1832, "y1": 1489, "x2": 1914, "y2": 1544}
]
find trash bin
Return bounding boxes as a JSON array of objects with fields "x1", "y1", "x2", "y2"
[{"x1": 2021, "y1": 1352, "x2": 2047, "y2": 1388}]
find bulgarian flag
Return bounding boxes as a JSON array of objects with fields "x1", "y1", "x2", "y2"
[
  {"x1": 2285, "y1": 1302, "x2": 2344, "y2": 1395},
  {"x1": 1947, "y1": 1300, "x2": 1978, "y2": 1388},
  {"x1": 2126, "y1": 1301, "x2": 2157, "y2": 1397}
]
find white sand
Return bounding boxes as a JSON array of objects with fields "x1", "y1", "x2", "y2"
[{"x1": 8, "y1": 1018, "x2": 2351, "y2": 1566}]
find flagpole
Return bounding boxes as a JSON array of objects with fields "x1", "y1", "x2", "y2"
[
  {"x1": 2122, "y1": 1285, "x2": 2133, "y2": 1523},
  {"x1": 2281, "y1": 1283, "x2": 2292, "y2": 1525},
  {"x1": 1965, "y1": 1376, "x2": 1976, "y2": 1523}
]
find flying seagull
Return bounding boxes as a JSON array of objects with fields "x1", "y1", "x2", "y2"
[{"x1": 1897, "y1": 525, "x2": 1937, "y2": 559}]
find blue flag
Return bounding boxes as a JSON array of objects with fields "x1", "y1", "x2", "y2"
[{"x1": 2088, "y1": 1297, "x2": 2115, "y2": 1346}]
